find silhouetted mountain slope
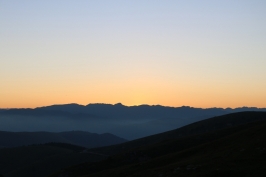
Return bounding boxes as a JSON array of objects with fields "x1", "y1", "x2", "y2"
[
  {"x1": 0, "y1": 131, "x2": 127, "y2": 148},
  {"x1": 42, "y1": 142, "x2": 86, "y2": 152},
  {"x1": 0, "y1": 131, "x2": 70, "y2": 147},
  {"x1": 0, "y1": 144, "x2": 106, "y2": 177},
  {"x1": 58, "y1": 131, "x2": 127, "y2": 148},
  {"x1": 1, "y1": 104, "x2": 265, "y2": 139},
  {"x1": 49, "y1": 111, "x2": 266, "y2": 177},
  {"x1": 87, "y1": 111, "x2": 266, "y2": 155}
]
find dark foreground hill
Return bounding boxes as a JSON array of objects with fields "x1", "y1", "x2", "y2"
[
  {"x1": 48, "y1": 111, "x2": 266, "y2": 177},
  {"x1": 85, "y1": 111, "x2": 266, "y2": 155},
  {"x1": 0, "y1": 143, "x2": 107, "y2": 177},
  {"x1": 0, "y1": 131, "x2": 127, "y2": 148}
]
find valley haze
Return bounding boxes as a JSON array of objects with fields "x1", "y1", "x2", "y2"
[{"x1": 1, "y1": 103, "x2": 265, "y2": 140}]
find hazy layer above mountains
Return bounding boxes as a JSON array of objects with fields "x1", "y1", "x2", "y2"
[{"x1": 0, "y1": 103, "x2": 265, "y2": 139}]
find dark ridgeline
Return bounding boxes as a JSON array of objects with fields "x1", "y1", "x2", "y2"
[
  {"x1": 0, "y1": 130, "x2": 127, "y2": 148},
  {"x1": 49, "y1": 111, "x2": 266, "y2": 177}
]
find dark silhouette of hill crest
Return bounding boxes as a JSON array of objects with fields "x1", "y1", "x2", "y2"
[
  {"x1": 0, "y1": 130, "x2": 127, "y2": 148},
  {"x1": 48, "y1": 111, "x2": 266, "y2": 177}
]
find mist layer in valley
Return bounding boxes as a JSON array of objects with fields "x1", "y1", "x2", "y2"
[{"x1": 0, "y1": 103, "x2": 265, "y2": 140}]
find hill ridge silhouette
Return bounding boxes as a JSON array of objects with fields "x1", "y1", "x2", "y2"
[
  {"x1": 0, "y1": 130, "x2": 127, "y2": 148},
  {"x1": 48, "y1": 111, "x2": 266, "y2": 177}
]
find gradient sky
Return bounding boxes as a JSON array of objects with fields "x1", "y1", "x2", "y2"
[{"x1": 1, "y1": 0, "x2": 266, "y2": 108}]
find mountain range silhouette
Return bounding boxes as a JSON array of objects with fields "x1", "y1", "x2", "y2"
[{"x1": 1, "y1": 103, "x2": 265, "y2": 139}]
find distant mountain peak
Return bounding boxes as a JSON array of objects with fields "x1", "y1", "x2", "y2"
[{"x1": 114, "y1": 103, "x2": 124, "y2": 106}]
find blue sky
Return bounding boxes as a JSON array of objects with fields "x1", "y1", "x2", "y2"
[{"x1": 1, "y1": 0, "x2": 266, "y2": 108}]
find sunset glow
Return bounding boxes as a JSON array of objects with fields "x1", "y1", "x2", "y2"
[{"x1": 1, "y1": 1, "x2": 266, "y2": 108}]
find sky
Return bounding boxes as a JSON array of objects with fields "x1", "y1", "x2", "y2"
[{"x1": 1, "y1": 0, "x2": 266, "y2": 108}]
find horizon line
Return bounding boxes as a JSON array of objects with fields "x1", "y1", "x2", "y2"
[{"x1": 1, "y1": 102, "x2": 265, "y2": 110}]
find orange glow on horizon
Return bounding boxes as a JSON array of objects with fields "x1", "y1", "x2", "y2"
[
  {"x1": 1, "y1": 1, "x2": 266, "y2": 110},
  {"x1": 1, "y1": 63, "x2": 265, "y2": 109}
]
